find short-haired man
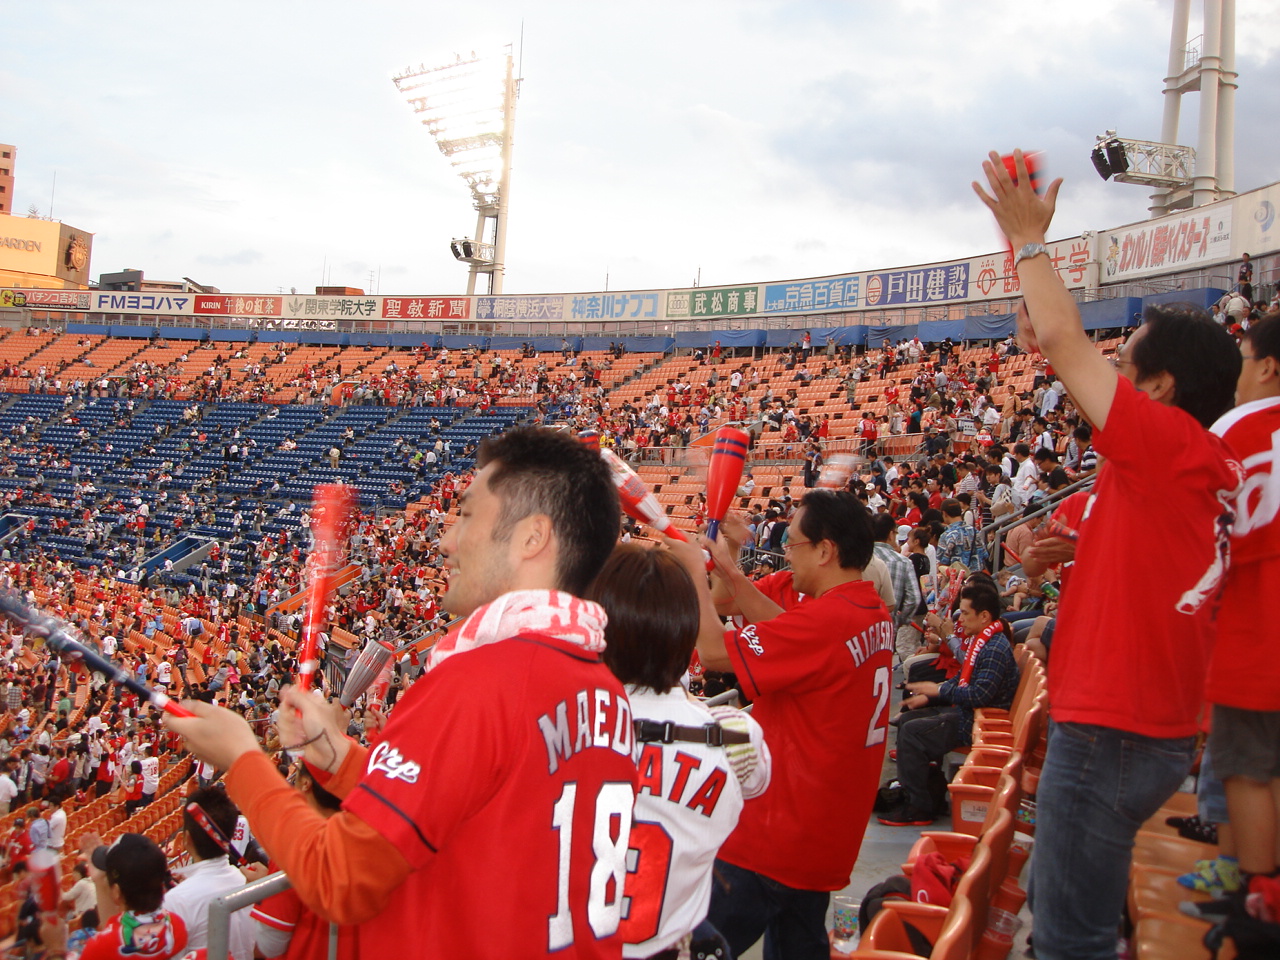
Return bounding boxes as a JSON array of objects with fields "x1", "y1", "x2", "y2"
[
  {"x1": 1009, "y1": 442, "x2": 1040, "y2": 507},
  {"x1": 251, "y1": 764, "x2": 356, "y2": 960},
  {"x1": 1205, "y1": 316, "x2": 1280, "y2": 915},
  {"x1": 871, "y1": 512, "x2": 923, "y2": 664},
  {"x1": 695, "y1": 491, "x2": 893, "y2": 959},
  {"x1": 163, "y1": 785, "x2": 252, "y2": 960},
  {"x1": 881, "y1": 582, "x2": 1018, "y2": 826},
  {"x1": 45, "y1": 793, "x2": 66, "y2": 854},
  {"x1": 1238, "y1": 251, "x2": 1254, "y2": 302},
  {"x1": 977, "y1": 151, "x2": 1243, "y2": 960},
  {"x1": 169, "y1": 428, "x2": 636, "y2": 959}
]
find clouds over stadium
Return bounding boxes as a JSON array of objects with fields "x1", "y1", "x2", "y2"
[{"x1": 3, "y1": 0, "x2": 1278, "y2": 296}]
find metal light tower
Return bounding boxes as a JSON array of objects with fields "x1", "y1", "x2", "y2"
[
  {"x1": 1090, "y1": 0, "x2": 1237, "y2": 216},
  {"x1": 394, "y1": 50, "x2": 520, "y2": 295}
]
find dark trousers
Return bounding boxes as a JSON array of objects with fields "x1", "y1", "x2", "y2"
[
  {"x1": 897, "y1": 705, "x2": 964, "y2": 813},
  {"x1": 707, "y1": 859, "x2": 830, "y2": 960},
  {"x1": 906, "y1": 660, "x2": 948, "y2": 685}
]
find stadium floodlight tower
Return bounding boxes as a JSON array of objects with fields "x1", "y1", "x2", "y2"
[
  {"x1": 394, "y1": 49, "x2": 520, "y2": 295},
  {"x1": 1089, "y1": 0, "x2": 1236, "y2": 217}
]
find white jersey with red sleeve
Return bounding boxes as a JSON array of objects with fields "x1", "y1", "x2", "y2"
[
  {"x1": 620, "y1": 685, "x2": 770, "y2": 958},
  {"x1": 342, "y1": 632, "x2": 639, "y2": 959}
]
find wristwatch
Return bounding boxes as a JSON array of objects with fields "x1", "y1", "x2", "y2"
[{"x1": 1015, "y1": 243, "x2": 1049, "y2": 267}]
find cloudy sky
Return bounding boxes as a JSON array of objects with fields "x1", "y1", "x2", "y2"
[{"x1": 4, "y1": 1, "x2": 1278, "y2": 297}]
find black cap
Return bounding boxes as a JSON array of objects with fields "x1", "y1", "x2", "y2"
[{"x1": 91, "y1": 833, "x2": 167, "y2": 893}]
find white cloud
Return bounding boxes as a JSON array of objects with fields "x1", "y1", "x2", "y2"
[{"x1": 2, "y1": 0, "x2": 1272, "y2": 296}]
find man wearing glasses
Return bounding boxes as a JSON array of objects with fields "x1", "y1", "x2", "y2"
[
  {"x1": 685, "y1": 491, "x2": 892, "y2": 960},
  {"x1": 976, "y1": 151, "x2": 1242, "y2": 960}
]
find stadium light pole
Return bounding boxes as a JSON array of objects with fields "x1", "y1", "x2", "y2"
[
  {"x1": 1092, "y1": 0, "x2": 1236, "y2": 217},
  {"x1": 394, "y1": 49, "x2": 520, "y2": 295}
]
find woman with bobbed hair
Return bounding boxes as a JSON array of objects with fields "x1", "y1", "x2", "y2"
[{"x1": 587, "y1": 544, "x2": 771, "y2": 960}]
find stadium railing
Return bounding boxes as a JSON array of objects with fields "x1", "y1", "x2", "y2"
[
  {"x1": 981, "y1": 473, "x2": 1097, "y2": 575},
  {"x1": 203, "y1": 870, "x2": 344, "y2": 960}
]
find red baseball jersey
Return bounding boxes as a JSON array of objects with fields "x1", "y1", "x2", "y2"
[
  {"x1": 1051, "y1": 378, "x2": 1241, "y2": 737},
  {"x1": 251, "y1": 867, "x2": 358, "y2": 960},
  {"x1": 342, "y1": 633, "x2": 639, "y2": 958},
  {"x1": 720, "y1": 573, "x2": 893, "y2": 891},
  {"x1": 80, "y1": 910, "x2": 188, "y2": 960},
  {"x1": 1209, "y1": 395, "x2": 1280, "y2": 710}
]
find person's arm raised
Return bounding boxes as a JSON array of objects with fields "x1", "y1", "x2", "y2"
[
  {"x1": 664, "y1": 536, "x2": 735, "y2": 673},
  {"x1": 707, "y1": 512, "x2": 750, "y2": 616},
  {"x1": 700, "y1": 532, "x2": 785, "y2": 626},
  {"x1": 973, "y1": 150, "x2": 1120, "y2": 430}
]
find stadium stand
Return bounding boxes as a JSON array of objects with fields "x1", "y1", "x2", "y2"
[{"x1": 0, "y1": 307, "x2": 1263, "y2": 958}]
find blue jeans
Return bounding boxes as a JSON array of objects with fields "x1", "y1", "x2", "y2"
[
  {"x1": 1198, "y1": 743, "x2": 1229, "y2": 824},
  {"x1": 707, "y1": 859, "x2": 830, "y2": 960},
  {"x1": 1032, "y1": 720, "x2": 1195, "y2": 960}
]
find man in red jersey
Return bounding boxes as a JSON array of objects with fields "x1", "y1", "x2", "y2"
[
  {"x1": 1207, "y1": 316, "x2": 1280, "y2": 918},
  {"x1": 168, "y1": 428, "x2": 636, "y2": 959},
  {"x1": 692, "y1": 490, "x2": 892, "y2": 959},
  {"x1": 251, "y1": 764, "x2": 356, "y2": 960},
  {"x1": 976, "y1": 151, "x2": 1243, "y2": 960}
]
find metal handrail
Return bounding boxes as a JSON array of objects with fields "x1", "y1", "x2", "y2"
[
  {"x1": 981, "y1": 472, "x2": 1096, "y2": 573},
  {"x1": 702, "y1": 689, "x2": 741, "y2": 708},
  {"x1": 206, "y1": 870, "x2": 298, "y2": 960}
]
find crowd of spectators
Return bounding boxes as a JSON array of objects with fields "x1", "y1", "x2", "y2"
[{"x1": 0, "y1": 282, "x2": 1270, "y2": 956}]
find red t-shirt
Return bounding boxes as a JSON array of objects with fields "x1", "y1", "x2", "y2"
[
  {"x1": 720, "y1": 573, "x2": 892, "y2": 890},
  {"x1": 1049, "y1": 379, "x2": 1241, "y2": 738},
  {"x1": 80, "y1": 910, "x2": 188, "y2": 960},
  {"x1": 342, "y1": 634, "x2": 638, "y2": 958},
  {"x1": 8, "y1": 831, "x2": 32, "y2": 865},
  {"x1": 251, "y1": 863, "x2": 358, "y2": 960},
  {"x1": 1207, "y1": 396, "x2": 1280, "y2": 710},
  {"x1": 1041, "y1": 489, "x2": 1091, "y2": 596}
]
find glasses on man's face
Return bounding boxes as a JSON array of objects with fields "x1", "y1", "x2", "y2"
[{"x1": 782, "y1": 540, "x2": 814, "y2": 554}]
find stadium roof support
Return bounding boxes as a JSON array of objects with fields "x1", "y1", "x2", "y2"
[
  {"x1": 1092, "y1": 0, "x2": 1236, "y2": 217},
  {"x1": 1151, "y1": 0, "x2": 1236, "y2": 215}
]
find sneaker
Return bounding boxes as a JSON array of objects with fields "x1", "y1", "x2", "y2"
[
  {"x1": 877, "y1": 806, "x2": 935, "y2": 827},
  {"x1": 1165, "y1": 813, "x2": 1219, "y2": 845},
  {"x1": 1179, "y1": 896, "x2": 1234, "y2": 922},
  {"x1": 1177, "y1": 856, "x2": 1242, "y2": 898},
  {"x1": 888, "y1": 749, "x2": 898, "y2": 761}
]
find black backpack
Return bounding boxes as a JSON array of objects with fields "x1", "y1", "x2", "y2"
[{"x1": 859, "y1": 875, "x2": 930, "y2": 950}]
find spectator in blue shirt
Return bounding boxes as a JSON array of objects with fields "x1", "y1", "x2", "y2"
[{"x1": 937, "y1": 499, "x2": 988, "y2": 571}]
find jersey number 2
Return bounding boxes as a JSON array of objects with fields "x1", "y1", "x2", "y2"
[
  {"x1": 548, "y1": 781, "x2": 634, "y2": 951},
  {"x1": 865, "y1": 665, "x2": 890, "y2": 747}
]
